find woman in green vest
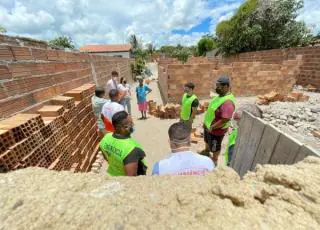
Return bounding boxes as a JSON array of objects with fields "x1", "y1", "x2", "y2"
[
  {"x1": 180, "y1": 82, "x2": 199, "y2": 130},
  {"x1": 100, "y1": 111, "x2": 147, "y2": 176}
]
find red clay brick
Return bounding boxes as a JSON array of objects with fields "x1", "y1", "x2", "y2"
[
  {"x1": 0, "y1": 46, "x2": 14, "y2": 61},
  {"x1": 31, "y1": 48, "x2": 48, "y2": 60},
  {"x1": 10, "y1": 46, "x2": 33, "y2": 61},
  {"x1": 0, "y1": 65, "x2": 12, "y2": 80}
]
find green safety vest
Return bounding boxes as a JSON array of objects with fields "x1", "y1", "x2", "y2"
[
  {"x1": 99, "y1": 133, "x2": 147, "y2": 176},
  {"x1": 180, "y1": 93, "x2": 198, "y2": 121},
  {"x1": 204, "y1": 93, "x2": 236, "y2": 130},
  {"x1": 225, "y1": 128, "x2": 238, "y2": 165}
]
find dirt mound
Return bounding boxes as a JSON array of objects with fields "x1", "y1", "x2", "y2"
[{"x1": 1, "y1": 157, "x2": 320, "y2": 229}]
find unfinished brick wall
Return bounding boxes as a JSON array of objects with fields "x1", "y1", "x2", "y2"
[
  {"x1": 0, "y1": 40, "x2": 134, "y2": 118},
  {"x1": 221, "y1": 46, "x2": 320, "y2": 88},
  {"x1": 158, "y1": 46, "x2": 319, "y2": 103},
  {"x1": 166, "y1": 63, "x2": 218, "y2": 103},
  {"x1": 214, "y1": 61, "x2": 297, "y2": 96}
]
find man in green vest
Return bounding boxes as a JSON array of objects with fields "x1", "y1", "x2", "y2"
[
  {"x1": 180, "y1": 82, "x2": 199, "y2": 129},
  {"x1": 100, "y1": 111, "x2": 147, "y2": 176},
  {"x1": 200, "y1": 76, "x2": 236, "y2": 166}
]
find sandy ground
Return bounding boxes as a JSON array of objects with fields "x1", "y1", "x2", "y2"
[
  {"x1": 2, "y1": 157, "x2": 320, "y2": 229},
  {"x1": 99, "y1": 62, "x2": 257, "y2": 174}
]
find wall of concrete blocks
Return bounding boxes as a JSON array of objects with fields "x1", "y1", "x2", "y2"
[
  {"x1": 0, "y1": 84, "x2": 100, "y2": 173},
  {"x1": 158, "y1": 48, "x2": 310, "y2": 103},
  {"x1": 231, "y1": 111, "x2": 320, "y2": 177},
  {"x1": 0, "y1": 37, "x2": 134, "y2": 118}
]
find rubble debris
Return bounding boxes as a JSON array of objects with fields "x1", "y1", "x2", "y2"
[
  {"x1": 313, "y1": 130, "x2": 320, "y2": 138},
  {"x1": 147, "y1": 100, "x2": 207, "y2": 119},
  {"x1": 306, "y1": 84, "x2": 317, "y2": 92},
  {"x1": 257, "y1": 91, "x2": 310, "y2": 105},
  {"x1": 259, "y1": 92, "x2": 320, "y2": 150}
]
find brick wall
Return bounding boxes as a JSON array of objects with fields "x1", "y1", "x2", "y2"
[
  {"x1": 166, "y1": 63, "x2": 218, "y2": 103},
  {"x1": 0, "y1": 41, "x2": 134, "y2": 118},
  {"x1": 158, "y1": 46, "x2": 318, "y2": 103},
  {"x1": 221, "y1": 46, "x2": 320, "y2": 88}
]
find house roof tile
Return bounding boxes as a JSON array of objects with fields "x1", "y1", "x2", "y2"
[{"x1": 80, "y1": 44, "x2": 132, "y2": 52}]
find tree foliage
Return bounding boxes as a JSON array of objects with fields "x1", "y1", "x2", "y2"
[
  {"x1": 0, "y1": 25, "x2": 7, "y2": 33},
  {"x1": 128, "y1": 34, "x2": 148, "y2": 76},
  {"x1": 197, "y1": 35, "x2": 219, "y2": 56},
  {"x1": 49, "y1": 36, "x2": 75, "y2": 49},
  {"x1": 129, "y1": 34, "x2": 140, "y2": 50},
  {"x1": 158, "y1": 45, "x2": 197, "y2": 62},
  {"x1": 215, "y1": 0, "x2": 312, "y2": 54}
]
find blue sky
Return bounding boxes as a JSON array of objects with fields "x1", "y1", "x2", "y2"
[{"x1": 0, "y1": 0, "x2": 319, "y2": 48}]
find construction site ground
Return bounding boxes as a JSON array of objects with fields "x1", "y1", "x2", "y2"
[{"x1": 99, "y1": 63, "x2": 319, "y2": 175}]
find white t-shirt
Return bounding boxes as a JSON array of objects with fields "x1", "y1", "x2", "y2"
[
  {"x1": 106, "y1": 79, "x2": 118, "y2": 94},
  {"x1": 152, "y1": 151, "x2": 215, "y2": 176},
  {"x1": 118, "y1": 84, "x2": 131, "y2": 98},
  {"x1": 101, "y1": 102, "x2": 124, "y2": 122}
]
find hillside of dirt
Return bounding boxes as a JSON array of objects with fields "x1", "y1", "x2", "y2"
[{"x1": 1, "y1": 157, "x2": 319, "y2": 229}]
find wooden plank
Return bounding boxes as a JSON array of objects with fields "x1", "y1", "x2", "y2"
[
  {"x1": 250, "y1": 124, "x2": 281, "y2": 170},
  {"x1": 294, "y1": 145, "x2": 320, "y2": 163},
  {"x1": 269, "y1": 132, "x2": 302, "y2": 165},
  {"x1": 239, "y1": 117, "x2": 266, "y2": 176},
  {"x1": 231, "y1": 111, "x2": 254, "y2": 174}
]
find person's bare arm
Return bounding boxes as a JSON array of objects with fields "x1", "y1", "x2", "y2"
[
  {"x1": 191, "y1": 107, "x2": 197, "y2": 120},
  {"x1": 210, "y1": 118, "x2": 230, "y2": 131},
  {"x1": 124, "y1": 161, "x2": 138, "y2": 176}
]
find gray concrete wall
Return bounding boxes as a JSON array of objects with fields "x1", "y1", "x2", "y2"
[{"x1": 231, "y1": 111, "x2": 320, "y2": 177}]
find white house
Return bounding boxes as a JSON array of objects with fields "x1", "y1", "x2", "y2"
[{"x1": 80, "y1": 44, "x2": 132, "y2": 58}]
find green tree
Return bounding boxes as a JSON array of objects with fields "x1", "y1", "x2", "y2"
[
  {"x1": 0, "y1": 25, "x2": 7, "y2": 33},
  {"x1": 197, "y1": 35, "x2": 218, "y2": 56},
  {"x1": 129, "y1": 34, "x2": 140, "y2": 50},
  {"x1": 147, "y1": 43, "x2": 155, "y2": 55},
  {"x1": 216, "y1": 0, "x2": 312, "y2": 54},
  {"x1": 172, "y1": 47, "x2": 192, "y2": 63},
  {"x1": 49, "y1": 36, "x2": 75, "y2": 49}
]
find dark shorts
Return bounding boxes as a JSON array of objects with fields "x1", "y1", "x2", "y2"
[{"x1": 204, "y1": 128, "x2": 224, "y2": 152}]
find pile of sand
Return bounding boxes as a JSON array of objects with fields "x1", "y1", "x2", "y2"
[{"x1": 1, "y1": 157, "x2": 320, "y2": 229}]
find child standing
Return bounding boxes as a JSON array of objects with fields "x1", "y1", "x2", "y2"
[{"x1": 136, "y1": 78, "x2": 152, "y2": 120}]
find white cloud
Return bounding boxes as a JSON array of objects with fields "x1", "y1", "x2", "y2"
[
  {"x1": 0, "y1": 0, "x2": 319, "y2": 49},
  {"x1": 297, "y1": 0, "x2": 320, "y2": 34}
]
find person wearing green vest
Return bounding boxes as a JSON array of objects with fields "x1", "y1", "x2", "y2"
[
  {"x1": 200, "y1": 76, "x2": 236, "y2": 166},
  {"x1": 225, "y1": 104, "x2": 262, "y2": 166},
  {"x1": 180, "y1": 82, "x2": 199, "y2": 129},
  {"x1": 99, "y1": 111, "x2": 147, "y2": 176}
]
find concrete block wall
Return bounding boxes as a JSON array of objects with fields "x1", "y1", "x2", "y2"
[{"x1": 0, "y1": 38, "x2": 134, "y2": 118}]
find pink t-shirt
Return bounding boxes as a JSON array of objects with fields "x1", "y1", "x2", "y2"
[{"x1": 210, "y1": 100, "x2": 235, "y2": 136}]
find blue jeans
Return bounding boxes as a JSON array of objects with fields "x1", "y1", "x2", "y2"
[
  {"x1": 120, "y1": 97, "x2": 131, "y2": 115},
  {"x1": 227, "y1": 145, "x2": 235, "y2": 166}
]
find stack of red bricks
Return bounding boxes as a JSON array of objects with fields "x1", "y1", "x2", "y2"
[
  {"x1": 148, "y1": 100, "x2": 206, "y2": 119},
  {"x1": 257, "y1": 91, "x2": 310, "y2": 105},
  {"x1": 0, "y1": 83, "x2": 99, "y2": 173}
]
